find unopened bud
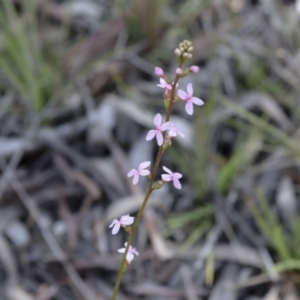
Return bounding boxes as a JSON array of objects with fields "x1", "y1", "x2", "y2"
[
  {"x1": 189, "y1": 65, "x2": 199, "y2": 73},
  {"x1": 176, "y1": 68, "x2": 183, "y2": 75},
  {"x1": 175, "y1": 48, "x2": 181, "y2": 56},
  {"x1": 152, "y1": 180, "x2": 165, "y2": 190},
  {"x1": 154, "y1": 67, "x2": 164, "y2": 77}
]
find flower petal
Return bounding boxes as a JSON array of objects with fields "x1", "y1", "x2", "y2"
[
  {"x1": 178, "y1": 89, "x2": 188, "y2": 100},
  {"x1": 160, "y1": 121, "x2": 172, "y2": 131},
  {"x1": 185, "y1": 101, "x2": 194, "y2": 115},
  {"x1": 168, "y1": 129, "x2": 177, "y2": 137},
  {"x1": 173, "y1": 178, "x2": 182, "y2": 189},
  {"x1": 162, "y1": 166, "x2": 172, "y2": 174},
  {"x1": 133, "y1": 174, "x2": 139, "y2": 185},
  {"x1": 153, "y1": 113, "x2": 162, "y2": 127},
  {"x1": 139, "y1": 170, "x2": 150, "y2": 176},
  {"x1": 120, "y1": 215, "x2": 134, "y2": 225},
  {"x1": 126, "y1": 252, "x2": 134, "y2": 263},
  {"x1": 109, "y1": 219, "x2": 118, "y2": 228},
  {"x1": 187, "y1": 83, "x2": 193, "y2": 96},
  {"x1": 117, "y1": 248, "x2": 125, "y2": 253},
  {"x1": 173, "y1": 172, "x2": 183, "y2": 179},
  {"x1": 112, "y1": 222, "x2": 121, "y2": 235},
  {"x1": 191, "y1": 97, "x2": 204, "y2": 106},
  {"x1": 127, "y1": 169, "x2": 136, "y2": 177},
  {"x1": 132, "y1": 248, "x2": 139, "y2": 256},
  {"x1": 162, "y1": 174, "x2": 172, "y2": 181},
  {"x1": 177, "y1": 130, "x2": 185, "y2": 137},
  {"x1": 156, "y1": 131, "x2": 163, "y2": 146},
  {"x1": 139, "y1": 161, "x2": 151, "y2": 169},
  {"x1": 146, "y1": 130, "x2": 156, "y2": 141}
]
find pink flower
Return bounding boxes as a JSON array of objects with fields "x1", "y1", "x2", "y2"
[
  {"x1": 128, "y1": 161, "x2": 151, "y2": 185},
  {"x1": 168, "y1": 124, "x2": 185, "y2": 138},
  {"x1": 109, "y1": 214, "x2": 135, "y2": 235},
  {"x1": 118, "y1": 242, "x2": 139, "y2": 264},
  {"x1": 189, "y1": 66, "x2": 199, "y2": 73},
  {"x1": 178, "y1": 83, "x2": 204, "y2": 115},
  {"x1": 157, "y1": 78, "x2": 172, "y2": 94},
  {"x1": 161, "y1": 166, "x2": 182, "y2": 189},
  {"x1": 146, "y1": 113, "x2": 171, "y2": 146},
  {"x1": 154, "y1": 67, "x2": 164, "y2": 77}
]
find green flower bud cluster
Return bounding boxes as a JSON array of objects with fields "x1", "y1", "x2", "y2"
[{"x1": 175, "y1": 40, "x2": 193, "y2": 64}]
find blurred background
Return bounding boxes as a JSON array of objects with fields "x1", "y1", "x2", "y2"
[{"x1": 1, "y1": 0, "x2": 300, "y2": 299}]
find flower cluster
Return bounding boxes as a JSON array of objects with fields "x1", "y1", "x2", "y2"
[{"x1": 109, "y1": 41, "x2": 204, "y2": 266}]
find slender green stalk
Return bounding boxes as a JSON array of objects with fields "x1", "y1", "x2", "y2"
[{"x1": 111, "y1": 72, "x2": 181, "y2": 300}]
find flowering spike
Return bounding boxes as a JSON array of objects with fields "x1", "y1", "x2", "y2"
[
  {"x1": 161, "y1": 166, "x2": 182, "y2": 189},
  {"x1": 177, "y1": 83, "x2": 204, "y2": 115},
  {"x1": 127, "y1": 161, "x2": 151, "y2": 185}
]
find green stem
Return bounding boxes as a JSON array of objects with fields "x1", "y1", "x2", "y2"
[{"x1": 111, "y1": 72, "x2": 181, "y2": 300}]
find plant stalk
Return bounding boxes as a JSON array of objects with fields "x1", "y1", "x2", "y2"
[{"x1": 111, "y1": 72, "x2": 181, "y2": 300}]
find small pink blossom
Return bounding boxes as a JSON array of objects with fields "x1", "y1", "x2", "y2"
[
  {"x1": 154, "y1": 67, "x2": 164, "y2": 77},
  {"x1": 118, "y1": 242, "x2": 139, "y2": 264},
  {"x1": 157, "y1": 78, "x2": 172, "y2": 94},
  {"x1": 146, "y1": 113, "x2": 171, "y2": 146},
  {"x1": 176, "y1": 68, "x2": 182, "y2": 75},
  {"x1": 168, "y1": 124, "x2": 185, "y2": 138},
  {"x1": 189, "y1": 66, "x2": 199, "y2": 73},
  {"x1": 178, "y1": 83, "x2": 204, "y2": 115},
  {"x1": 109, "y1": 214, "x2": 135, "y2": 235},
  {"x1": 128, "y1": 161, "x2": 151, "y2": 185},
  {"x1": 161, "y1": 166, "x2": 182, "y2": 189}
]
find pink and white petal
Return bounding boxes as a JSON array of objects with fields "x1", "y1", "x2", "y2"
[
  {"x1": 126, "y1": 252, "x2": 134, "y2": 263},
  {"x1": 132, "y1": 174, "x2": 139, "y2": 185},
  {"x1": 177, "y1": 89, "x2": 188, "y2": 100},
  {"x1": 117, "y1": 248, "x2": 125, "y2": 253},
  {"x1": 109, "y1": 219, "x2": 118, "y2": 228},
  {"x1": 162, "y1": 174, "x2": 172, "y2": 181},
  {"x1": 177, "y1": 130, "x2": 185, "y2": 137},
  {"x1": 127, "y1": 169, "x2": 136, "y2": 177},
  {"x1": 160, "y1": 121, "x2": 172, "y2": 131},
  {"x1": 187, "y1": 83, "x2": 193, "y2": 96},
  {"x1": 191, "y1": 97, "x2": 204, "y2": 106},
  {"x1": 160, "y1": 78, "x2": 167, "y2": 85},
  {"x1": 156, "y1": 131, "x2": 164, "y2": 146},
  {"x1": 139, "y1": 161, "x2": 151, "y2": 169},
  {"x1": 139, "y1": 169, "x2": 150, "y2": 176},
  {"x1": 153, "y1": 113, "x2": 162, "y2": 127},
  {"x1": 120, "y1": 215, "x2": 134, "y2": 225},
  {"x1": 173, "y1": 178, "x2": 182, "y2": 189},
  {"x1": 112, "y1": 222, "x2": 121, "y2": 235},
  {"x1": 162, "y1": 166, "x2": 172, "y2": 174},
  {"x1": 168, "y1": 129, "x2": 177, "y2": 137},
  {"x1": 157, "y1": 83, "x2": 166, "y2": 88},
  {"x1": 146, "y1": 130, "x2": 156, "y2": 141},
  {"x1": 132, "y1": 248, "x2": 139, "y2": 256},
  {"x1": 185, "y1": 101, "x2": 194, "y2": 115},
  {"x1": 173, "y1": 172, "x2": 183, "y2": 179}
]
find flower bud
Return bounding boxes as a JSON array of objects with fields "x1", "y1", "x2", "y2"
[
  {"x1": 189, "y1": 66, "x2": 199, "y2": 73},
  {"x1": 154, "y1": 67, "x2": 164, "y2": 77},
  {"x1": 176, "y1": 68, "x2": 182, "y2": 75},
  {"x1": 152, "y1": 180, "x2": 165, "y2": 190},
  {"x1": 175, "y1": 48, "x2": 181, "y2": 56}
]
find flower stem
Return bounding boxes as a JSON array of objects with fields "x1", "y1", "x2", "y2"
[{"x1": 111, "y1": 72, "x2": 181, "y2": 300}]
